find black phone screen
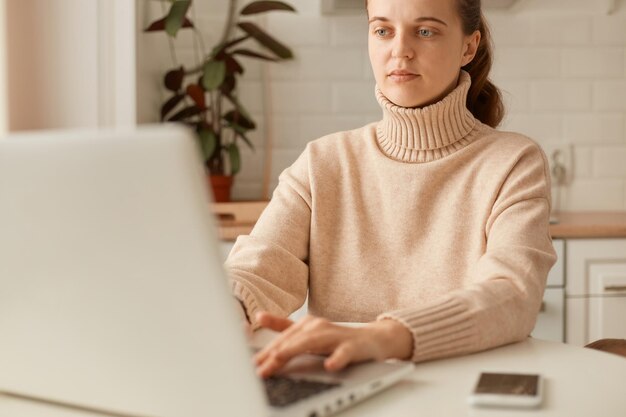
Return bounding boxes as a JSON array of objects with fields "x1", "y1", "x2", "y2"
[{"x1": 474, "y1": 373, "x2": 539, "y2": 396}]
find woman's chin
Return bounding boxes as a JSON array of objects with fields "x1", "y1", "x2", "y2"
[
  {"x1": 387, "y1": 94, "x2": 427, "y2": 109},
  {"x1": 379, "y1": 85, "x2": 422, "y2": 108}
]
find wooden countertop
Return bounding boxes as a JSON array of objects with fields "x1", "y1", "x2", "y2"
[
  {"x1": 212, "y1": 201, "x2": 269, "y2": 241},
  {"x1": 212, "y1": 202, "x2": 626, "y2": 241},
  {"x1": 549, "y1": 211, "x2": 626, "y2": 238}
]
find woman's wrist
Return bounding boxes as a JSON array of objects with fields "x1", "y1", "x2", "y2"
[{"x1": 367, "y1": 319, "x2": 414, "y2": 361}]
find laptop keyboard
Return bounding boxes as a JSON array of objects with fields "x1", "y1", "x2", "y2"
[{"x1": 263, "y1": 376, "x2": 341, "y2": 407}]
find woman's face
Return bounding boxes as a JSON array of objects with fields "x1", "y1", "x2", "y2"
[{"x1": 367, "y1": 0, "x2": 480, "y2": 108}]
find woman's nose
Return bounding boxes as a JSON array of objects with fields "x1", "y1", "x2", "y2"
[{"x1": 391, "y1": 34, "x2": 414, "y2": 59}]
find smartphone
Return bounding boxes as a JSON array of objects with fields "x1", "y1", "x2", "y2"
[{"x1": 468, "y1": 372, "x2": 543, "y2": 409}]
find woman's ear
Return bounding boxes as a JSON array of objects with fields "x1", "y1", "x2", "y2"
[{"x1": 461, "y1": 30, "x2": 481, "y2": 67}]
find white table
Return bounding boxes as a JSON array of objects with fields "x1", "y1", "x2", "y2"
[
  {"x1": 1, "y1": 338, "x2": 625, "y2": 417},
  {"x1": 340, "y1": 337, "x2": 626, "y2": 417}
]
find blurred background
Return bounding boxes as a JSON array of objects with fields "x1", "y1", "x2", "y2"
[{"x1": 1, "y1": 0, "x2": 625, "y2": 206}]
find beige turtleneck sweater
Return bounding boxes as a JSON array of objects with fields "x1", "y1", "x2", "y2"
[{"x1": 225, "y1": 70, "x2": 557, "y2": 363}]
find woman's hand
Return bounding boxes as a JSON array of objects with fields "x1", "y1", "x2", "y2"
[{"x1": 252, "y1": 312, "x2": 413, "y2": 378}]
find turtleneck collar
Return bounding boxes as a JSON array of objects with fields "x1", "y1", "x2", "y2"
[{"x1": 375, "y1": 70, "x2": 478, "y2": 163}]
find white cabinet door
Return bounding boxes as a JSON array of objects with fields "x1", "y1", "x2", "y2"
[
  {"x1": 588, "y1": 262, "x2": 626, "y2": 342},
  {"x1": 531, "y1": 240, "x2": 565, "y2": 342},
  {"x1": 532, "y1": 288, "x2": 564, "y2": 342},
  {"x1": 566, "y1": 239, "x2": 626, "y2": 345},
  {"x1": 546, "y1": 239, "x2": 564, "y2": 287}
]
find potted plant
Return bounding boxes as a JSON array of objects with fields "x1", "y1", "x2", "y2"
[{"x1": 144, "y1": 0, "x2": 296, "y2": 202}]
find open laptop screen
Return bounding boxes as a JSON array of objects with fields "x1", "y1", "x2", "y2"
[{"x1": 0, "y1": 126, "x2": 266, "y2": 417}]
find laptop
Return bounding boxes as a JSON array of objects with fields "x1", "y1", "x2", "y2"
[{"x1": 0, "y1": 125, "x2": 414, "y2": 417}]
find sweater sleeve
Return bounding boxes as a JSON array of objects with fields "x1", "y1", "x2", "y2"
[
  {"x1": 377, "y1": 142, "x2": 558, "y2": 363},
  {"x1": 224, "y1": 146, "x2": 312, "y2": 330}
]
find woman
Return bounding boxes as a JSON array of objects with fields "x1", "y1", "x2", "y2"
[{"x1": 226, "y1": 0, "x2": 557, "y2": 378}]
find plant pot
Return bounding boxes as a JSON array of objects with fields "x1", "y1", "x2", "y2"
[{"x1": 209, "y1": 175, "x2": 234, "y2": 202}]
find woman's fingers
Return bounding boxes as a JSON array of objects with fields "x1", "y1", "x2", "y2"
[
  {"x1": 253, "y1": 319, "x2": 398, "y2": 378},
  {"x1": 257, "y1": 330, "x2": 337, "y2": 377},
  {"x1": 254, "y1": 314, "x2": 311, "y2": 365},
  {"x1": 324, "y1": 343, "x2": 355, "y2": 372},
  {"x1": 257, "y1": 324, "x2": 371, "y2": 377},
  {"x1": 256, "y1": 352, "x2": 286, "y2": 378},
  {"x1": 253, "y1": 316, "x2": 386, "y2": 378},
  {"x1": 272, "y1": 329, "x2": 335, "y2": 360},
  {"x1": 256, "y1": 311, "x2": 293, "y2": 332}
]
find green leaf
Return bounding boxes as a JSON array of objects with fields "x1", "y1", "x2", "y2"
[
  {"x1": 240, "y1": 1, "x2": 296, "y2": 15},
  {"x1": 202, "y1": 60, "x2": 226, "y2": 91},
  {"x1": 198, "y1": 128, "x2": 217, "y2": 160},
  {"x1": 228, "y1": 143, "x2": 241, "y2": 175},
  {"x1": 165, "y1": 1, "x2": 191, "y2": 37},
  {"x1": 232, "y1": 48, "x2": 278, "y2": 61},
  {"x1": 237, "y1": 21, "x2": 293, "y2": 59},
  {"x1": 209, "y1": 44, "x2": 223, "y2": 58}
]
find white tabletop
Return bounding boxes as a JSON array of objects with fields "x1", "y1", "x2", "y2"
[
  {"x1": 340, "y1": 337, "x2": 626, "y2": 417},
  {"x1": 1, "y1": 338, "x2": 625, "y2": 417}
]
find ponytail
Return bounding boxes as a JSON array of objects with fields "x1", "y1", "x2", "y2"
[{"x1": 457, "y1": 2, "x2": 505, "y2": 127}]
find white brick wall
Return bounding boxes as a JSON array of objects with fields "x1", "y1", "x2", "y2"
[
  {"x1": 573, "y1": 147, "x2": 592, "y2": 178},
  {"x1": 483, "y1": 6, "x2": 626, "y2": 211},
  {"x1": 137, "y1": 0, "x2": 626, "y2": 210},
  {"x1": 561, "y1": 47, "x2": 624, "y2": 77},
  {"x1": 530, "y1": 80, "x2": 593, "y2": 111},
  {"x1": 566, "y1": 179, "x2": 624, "y2": 210},
  {"x1": 594, "y1": 80, "x2": 626, "y2": 111},
  {"x1": 530, "y1": 15, "x2": 592, "y2": 46},
  {"x1": 564, "y1": 113, "x2": 624, "y2": 144}
]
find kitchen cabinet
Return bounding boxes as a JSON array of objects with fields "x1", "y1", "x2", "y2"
[
  {"x1": 588, "y1": 262, "x2": 626, "y2": 342},
  {"x1": 565, "y1": 239, "x2": 626, "y2": 346},
  {"x1": 530, "y1": 238, "x2": 565, "y2": 342}
]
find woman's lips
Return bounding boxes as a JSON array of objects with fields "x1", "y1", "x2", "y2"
[{"x1": 388, "y1": 73, "x2": 419, "y2": 82}]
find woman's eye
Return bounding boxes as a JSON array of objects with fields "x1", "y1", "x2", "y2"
[
  {"x1": 417, "y1": 29, "x2": 433, "y2": 37},
  {"x1": 375, "y1": 28, "x2": 389, "y2": 37}
]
